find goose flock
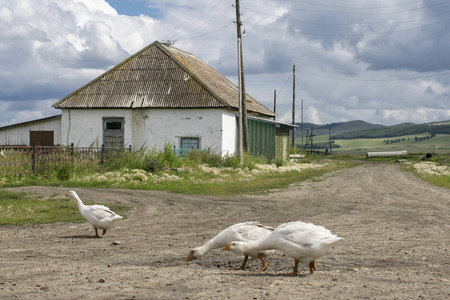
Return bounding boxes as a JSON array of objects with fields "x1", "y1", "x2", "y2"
[
  {"x1": 66, "y1": 190, "x2": 341, "y2": 275},
  {"x1": 221, "y1": 221, "x2": 342, "y2": 275},
  {"x1": 189, "y1": 220, "x2": 342, "y2": 275}
]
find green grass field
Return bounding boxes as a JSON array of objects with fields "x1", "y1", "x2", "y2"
[{"x1": 314, "y1": 134, "x2": 450, "y2": 154}]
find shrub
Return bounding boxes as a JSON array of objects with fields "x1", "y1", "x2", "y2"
[
  {"x1": 55, "y1": 163, "x2": 72, "y2": 181},
  {"x1": 161, "y1": 143, "x2": 183, "y2": 168},
  {"x1": 187, "y1": 149, "x2": 223, "y2": 167},
  {"x1": 144, "y1": 158, "x2": 162, "y2": 173},
  {"x1": 142, "y1": 143, "x2": 183, "y2": 172},
  {"x1": 102, "y1": 148, "x2": 146, "y2": 171},
  {"x1": 275, "y1": 159, "x2": 286, "y2": 167}
]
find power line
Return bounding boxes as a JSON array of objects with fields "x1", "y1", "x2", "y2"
[
  {"x1": 276, "y1": 0, "x2": 437, "y2": 10},
  {"x1": 241, "y1": 5, "x2": 450, "y2": 26},
  {"x1": 176, "y1": 22, "x2": 234, "y2": 42},
  {"x1": 170, "y1": 0, "x2": 225, "y2": 40},
  {"x1": 244, "y1": 17, "x2": 450, "y2": 36},
  {"x1": 248, "y1": 0, "x2": 450, "y2": 16},
  {"x1": 297, "y1": 70, "x2": 450, "y2": 81},
  {"x1": 176, "y1": 6, "x2": 233, "y2": 41}
]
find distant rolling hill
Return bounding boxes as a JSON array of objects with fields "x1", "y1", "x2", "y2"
[
  {"x1": 294, "y1": 119, "x2": 450, "y2": 154},
  {"x1": 295, "y1": 120, "x2": 385, "y2": 138},
  {"x1": 296, "y1": 120, "x2": 450, "y2": 139}
]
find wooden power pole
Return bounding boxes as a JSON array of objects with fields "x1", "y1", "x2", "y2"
[
  {"x1": 301, "y1": 100, "x2": 303, "y2": 152},
  {"x1": 235, "y1": 0, "x2": 248, "y2": 157},
  {"x1": 292, "y1": 65, "x2": 296, "y2": 148}
]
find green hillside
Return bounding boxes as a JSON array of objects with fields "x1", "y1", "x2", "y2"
[
  {"x1": 296, "y1": 120, "x2": 450, "y2": 154},
  {"x1": 332, "y1": 123, "x2": 450, "y2": 139},
  {"x1": 297, "y1": 120, "x2": 384, "y2": 137}
]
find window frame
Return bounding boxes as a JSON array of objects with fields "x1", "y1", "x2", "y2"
[
  {"x1": 103, "y1": 117, "x2": 125, "y2": 148},
  {"x1": 179, "y1": 137, "x2": 201, "y2": 150}
]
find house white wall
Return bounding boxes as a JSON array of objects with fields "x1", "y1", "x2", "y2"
[
  {"x1": 0, "y1": 116, "x2": 61, "y2": 146},
  {"x1": 61, "y1": 109, "x2": 132, "y2": 147},
  {"x1": 222, "y1": 111, "x2": 238, "y2": 156},
  {"x1": 61, "y1": 108, "x2": 238, "y2": 156}
]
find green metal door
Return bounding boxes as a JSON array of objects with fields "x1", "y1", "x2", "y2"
[{"x1": 248, "y1": 119, "x2": 276, "y2": 159}]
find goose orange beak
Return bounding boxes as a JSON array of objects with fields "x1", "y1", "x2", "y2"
[
  {"x1": 221, "y1": 244, "x2": 231, "y2": 251},
  {"x1": 186, "y1": 252, "x2": 194, "y2": 262}
]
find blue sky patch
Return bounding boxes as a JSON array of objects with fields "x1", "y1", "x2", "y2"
[{"x1": 106, "y1": 0, "x2": 160, "y2": 17}]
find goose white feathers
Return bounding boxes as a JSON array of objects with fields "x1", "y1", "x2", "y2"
[
  {"x1": 66, "y1": 190, "x2": 123, "y2": 238},
  {"x1": 186, "y1": 221, "x2": 275, "y2": 271},
  {"x1": 222, "y1": 221, "x2": 342, "y2": 275}
]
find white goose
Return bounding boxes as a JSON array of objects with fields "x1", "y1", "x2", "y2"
[
  {"x1": 186, "y1": 221, "x2": 275, "y2": 271},
  {"x1": 66, "y1": 190, "x2": 123, "y2": 238},
  {"x1": 222, "y1": 221, "x2": 342, "y2": 275}
]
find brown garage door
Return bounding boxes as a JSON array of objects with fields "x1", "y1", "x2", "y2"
[{"x1": 30, "y1": 131, "x2": 54, "y2": 146}]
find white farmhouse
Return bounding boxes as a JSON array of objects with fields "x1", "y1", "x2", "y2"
[
  {"x1": 53, "y1": 41, "x2": 292, "y2": 159},
  {"x1": 1, "y1": 41, "x2": 294, "y2": 160}
]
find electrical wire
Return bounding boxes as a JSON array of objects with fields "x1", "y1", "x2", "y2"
[
  {"x1": 297, "y1": 70, "x2": 450, "y2": 81},
  {"x1": 177, "y1": 22, "x2": 235, "y2": 41},
  {"x1": 248, "y1": 0, "x2": 450, "y2": 16},
  {"x1": 244, "y1": 17, "x2": 450, "y2": 36},
  {"x1": 276, "y1": 0, "x2": 441, "y2": 10},
  {"x1": 178, "y1": 6, "x2": 233, "y2": 41},
  {"x1": 241, "y1": 5, "x2": 450, "y2": 26},
  {"x1": 170, "y1": 0, "x2": 225, "y2": 40}
]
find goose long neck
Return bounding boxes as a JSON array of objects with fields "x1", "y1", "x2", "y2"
[
  {"x1": 72, "y1": 194, "x2": 85, "y2": 210},
  {"x1": 197, "y1": 239, "x2": 220, "y2": 256},
  {"x1": 240, "y1": 239, "x2": 268, "y2": 252}
]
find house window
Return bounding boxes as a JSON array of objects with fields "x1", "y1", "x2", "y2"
[
  {"x1": 180, "y1": 137, "x2": 200, "y2": 149},
  {"x1": 103, "y1": 117, "x2": 124, "y2": 148}
]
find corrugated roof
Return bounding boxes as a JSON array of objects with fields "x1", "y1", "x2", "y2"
[
  {"x1": 0, "y1": 115, "x2": 62, "y2": 131},
  {"x1": 53, "y1": 41, "x2": 275, "y2": 117}
]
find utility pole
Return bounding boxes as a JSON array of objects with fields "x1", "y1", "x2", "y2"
[
  {"x1": 273, "y1": 89, "x2": 276, "y2": 121},
  {"x1": 292, "y1": 65, "x2": 296, "y2": 148},
  {"x1": 235, "y1": 0, "x2": 248, "y2": 158},
  {"x1": 329, "y1": 126, "x2": 332, "y2": 155},
  {"x1": 301, "y1": 100, "x2": 303, "y2": 152}
]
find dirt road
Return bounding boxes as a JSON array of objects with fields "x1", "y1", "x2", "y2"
[{"x1": 1, "y1": 163, "x2": 449, "y2": 299}]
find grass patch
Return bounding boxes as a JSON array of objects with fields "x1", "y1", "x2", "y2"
[
  {"x1": 415, "y1": 174, "x2": 450, "y2": 189},
  {"x1": 2, "y1": 160, "x2": 359, "y2": 197},
  {"x1": 314, "y1": 133, "x2": 450, "y2": 154},
  {"x1": 0, "y1": 190, "x2": 130, "y2": 226},
  {"x1": 0, "y1": 160, "x2": 358, "y2": 226},
  {"x1": 400, "y1": 153, "x2": 450, "y2": 189}
]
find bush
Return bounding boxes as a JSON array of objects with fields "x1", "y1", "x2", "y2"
[
  {"x1": 161, "y1": 143, "x2": 183, "y2": 168},
  {"x1": 144, "y1": 158, "x2": 162, "y2": 173},
  {"x1": 142, "y1": 143, "x2": 184, "y2": 172},
  {"x1": 187, "y1": 149, "x2": 223, "y2": 167},
  {"x1": 102, "y1": 148, "x2": 147, "y2": 171},
  {"x1": 55, "y1": 163, "x2": 72, "y2": 181}
]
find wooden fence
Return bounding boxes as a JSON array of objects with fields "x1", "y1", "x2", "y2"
[{"x1": 0, "y1": 144, "x2": 131, "y2": 177}]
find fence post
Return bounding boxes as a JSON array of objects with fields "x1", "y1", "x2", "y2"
[
  {"x1": 32, "y1": 145, "x2": 36, "y2": 175},
  {"x1": 101, "y1": 144, "x2": 105, "y2": 165},
  {"x1": 71, "y1": 143, "x2": 74, "y2": 166}
]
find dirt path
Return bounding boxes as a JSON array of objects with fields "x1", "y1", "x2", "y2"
[{"x1": 1, "y1": 163, "x2": 449, "y2": 299}]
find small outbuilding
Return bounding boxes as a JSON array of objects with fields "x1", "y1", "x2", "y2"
[{"x1": 0, "y1": 115, "x2": 62, "y2": 146}]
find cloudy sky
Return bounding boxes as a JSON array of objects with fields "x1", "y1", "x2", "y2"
[{"x1": 1, "y1": 0, "x2": 450, "y2": 127}]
